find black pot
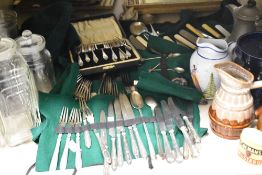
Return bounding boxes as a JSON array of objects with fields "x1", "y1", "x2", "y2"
[
  {"x1": 235, "y1": 32, "x2": 262, "y2": 108},
  {"x1": 235, "y1": 32, "x2": 262, "y2": 80}
]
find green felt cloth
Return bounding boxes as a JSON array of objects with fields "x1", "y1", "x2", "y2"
[{"x1": 32, "y1": 36, "x2": 208, "y2": 172}]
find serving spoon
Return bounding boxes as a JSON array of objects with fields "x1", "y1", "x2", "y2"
[
  {"x1": 130, "y1": 91, "x2": 156, "y2": 169},
  {"x1": 145, "y1": 96, "x2": 165, "y2": 159}
]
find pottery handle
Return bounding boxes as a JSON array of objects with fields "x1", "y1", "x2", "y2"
[{"x1": 251, "y1": 80, "x2": 262, "y2": 89}]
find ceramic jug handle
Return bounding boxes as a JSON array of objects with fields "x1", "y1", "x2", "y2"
[{"x1": 251, "y1": 81, "x2": 262, "y2": 89}]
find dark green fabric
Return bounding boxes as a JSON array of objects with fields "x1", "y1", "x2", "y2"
[{"x1": 33, "y1": 36, "x2": 208, "y2": 171}]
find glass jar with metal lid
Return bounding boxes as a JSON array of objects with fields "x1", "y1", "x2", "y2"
[
  {"x1": 16, "y1": 30, "x2": 56, "y2": 93},
  {"x1": 0, "y1": 37, "x2": 40, "y2": 147}
]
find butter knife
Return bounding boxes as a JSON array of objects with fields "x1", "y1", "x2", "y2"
[
  {"x1": 161, "y1": 100, "x2": 183, "y2": 163},
  {"x1": 120, "y1": 93, "x2": 147, "y2": 159},
  {"x1": 167, "y1": 97, "x2": 199, "y2": 158},
  {"x1": 114, "y1": 98, "x2": 132, "y2": 166},
  {"x1": 108, "y1": 103, "x2": 117, "y2": 171},
  {"x1": 155, "y1": 106, "x2": 175, "y2": 163}
]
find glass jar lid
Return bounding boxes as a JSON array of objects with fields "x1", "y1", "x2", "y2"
[
  {"x1": 16, "y1": 30, "x2": 46, "y2": 55},
  {"x1": 0, "y1": 37, "x2": 16, "y2": 61}
]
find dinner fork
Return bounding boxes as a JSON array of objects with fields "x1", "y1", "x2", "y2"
[
  {"x1": 75, "y1": 110, "x2": 83, "y2": 169},
  {"x1": 60, "y1": 108, "x2": 75, "y2": 170},
  {"x1": 49, "y1": 107, "x2": 68, "y2": 171}
]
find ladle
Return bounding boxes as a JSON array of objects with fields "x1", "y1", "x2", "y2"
[
  {"x1": 130, "y1": 90, "x2": 156, "y2": 169},
  {"x1": 145, "y1": 96, "x2": 165, "y2": 159}
]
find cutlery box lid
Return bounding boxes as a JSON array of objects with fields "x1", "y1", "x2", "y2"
[{"x1": 70, "y1": 14, "x2": 141, "y2": 76}]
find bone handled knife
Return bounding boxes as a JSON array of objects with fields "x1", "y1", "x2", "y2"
[
  {"x1": 155, "y1": 106, "x2": 175, "y2": 163},
  {"x1": 167, "y1": 97, "x2": 199, "y2": 158},
  {"x1": 108, "y1": 102, "x2": 117, "y2": 171},
  {"x1": 161, "y1": 100, "x2": 183, "y2": 163},
  {"x1": 114, "y1": 98, "x2": 132, "y2": 165}
]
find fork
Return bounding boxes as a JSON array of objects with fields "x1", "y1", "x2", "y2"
[
  {"x1": 49, "y1": 107, "x2": 68, "y2": 171},
  {"x1": 60, "y1": 108, "x2": 75, "y2": 170},
  {"x1": 75, "y1": 110, "x2": 83, "y2": 169}
]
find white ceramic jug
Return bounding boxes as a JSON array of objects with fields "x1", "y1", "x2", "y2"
[{"x1": 190, "y1": 38, "x2": 231, "y2": 99}]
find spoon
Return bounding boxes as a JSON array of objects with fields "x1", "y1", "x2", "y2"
[
  {"x1": 130, "y1": 22, "x2": 148, "y2": 36},
  {"x1": 145, "y1": 97, "x2": 165, "y2": 159},
  {"x1": 130, "y1": 91, "x2": 155, "y2": 169}
]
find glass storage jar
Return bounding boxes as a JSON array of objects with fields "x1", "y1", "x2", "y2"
[
  {"x1": 0, "y1": 10, "x2": 18, "y2": 38},
  {"x1": 16, "y1": 30, "x2": 56, "y2": 93},
  {"x1": 0, "y1": 37, "x2": 40, "y2": 147}
]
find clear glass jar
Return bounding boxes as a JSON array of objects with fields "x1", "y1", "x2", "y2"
[
  {"x1": 0, "y1": 37, "x2": 40, "y2": 147},
  {"x1": 0, "y1": 10, "x2": 18, "y2": 38},
  {"x1": 16, "y1": 30, "x2": 56, "y2": 93}
]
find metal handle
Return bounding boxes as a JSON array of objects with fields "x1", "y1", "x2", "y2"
[
  {"x1": 183, "y1": 140, "x2": 190, "y2": 160},
  {"x1": 142, "y1": 121, "x2": 155, "y2": 159},
  {"x1": 60, "y1": 133, "x2": 71, "y2": 170},
  {"x1": 116, "y1": 133, "x2": 124, "y2": 167},
  {"x1": 111, "y1": 137, "x2": 117, "y2": 171},
  {"x1": 83, "y1": 120, "x2": 91, "y2": 148},
  {"x1": 75, "y1": 133, "x2": 82, "y2": 169},
  {"x1": 132, "y1": 125, "x2": 147, "y2": 159},
  {"x1": 49, "y1": 133, "x2": 62, "y2": 171},
  {"x1": 181, "y1": 126, "x2": 199, "y2": 158},
  {"x1": 154, "y1": 123, "x2": 164, "y2": 159},
  {"x1": 122, "y1": 131, "x2": 132, "y2": 165},
  {"x1": 95, "y1": 131, "x2": 112, "y2": 164},
  {"x1": 169, "y1": 130, "x2": 183, "y2": 163},
  {"x1": 183, "y1": 116, "x2": 201, "y2": 144},
  {"x1": 103, "y1": 160, "x2": 110, "y2": 175},
  {"x1": 128, "y1": 126, "x2": 139, "y2": 159},
  {"x1": 161, "y1": 131, "x2": 175, "y2": 163},
  {"x1": 215, "y1": 25, "x2": 230, "y2": 38}
]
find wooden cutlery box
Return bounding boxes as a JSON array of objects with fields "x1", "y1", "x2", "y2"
[{"x1": 70, "y1": 14, "x2": 142, "y2": 75}]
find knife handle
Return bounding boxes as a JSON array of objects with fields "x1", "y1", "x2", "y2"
[
  {"x1": 202, "y1": 24, "x2": 222, "y2": 38},
  {"x1": 154, "y1": 123, "x2": 164, "y2": 159},
  {"x1": 128, "y1": 126, "x2": 140, "y2": 159},
  {"x1": 142, "y1": 122, "x2": 156, "y2": 159},
  {"x1": 111, "y1": 137, "x2": 117, "y2": 171},
  {"x1": 169, "y1": 129, "x2": 183, "y2": 163},
  {"x1": 122, "y1": 131, "x2": 132, "y2": 165},
  {"x1": 132, "y1": 125, "x2": 147, "y2": 159},
  {"x1": 83, "y1": 120, "x2": 91, "y2": 148},
  {"x1": 185, "y1": 23, "x2": 204, "y2": 38},
  {"x1": 174, "y1": 34, "x2": 197, "y2": 50},
  {"x1": 95, "y1": 131, "x2": 112, "y2": 164},
  {"x1": 161, "y1": 131, "x2": 175, "y2": 163},
  {"x1": 180, "y1": 126, "x2": 199, "y2": 158},
  {"x1": 215, "y1": 24, "x2": 230, "y2": 38},
  {"x1": 60, "y1": 133, "x2": 71, "y2": 170},
  {"x1": 116, "y1": 133, "x2": 124, "y2": 167},
  {"x1": 103, "y1": 160, "x2": 110, "y2": 175},
  {"x1": 183, "y1": 116, "x2": 201, "y2": 144}
]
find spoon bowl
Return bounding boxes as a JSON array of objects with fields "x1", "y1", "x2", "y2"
[
  {"x1": 130, "y1": 90, "x2": 144, "y2": 109},
  {"x1": 130, "y1": 22, "x2": 148, "y2": 36},
  {"x1": 145, "y1": 96, "x2": 158, "y2": 114}
]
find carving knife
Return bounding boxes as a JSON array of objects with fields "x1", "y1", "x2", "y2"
[
  {"x1": 155, "y1": 106, "x2": 175, "y2": 163},
  {"x1": 167, "y1": 97, "x2": 199, "y2": 158},
  {"x1": 108, "y1": 102, "x2": 117, "y2": 171},
  {"x1": 113, "y1": 98, "x2": 132, "y2": 165},
  {"x1": 119, "y1": 93, "x2": 147, "y2": 159},
  {"x1": 160, "y1": 100, "x2": 183, "y2": 163}
]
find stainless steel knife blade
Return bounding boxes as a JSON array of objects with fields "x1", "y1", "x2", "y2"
[
  {"x1": 108, "y1": 102, "x2": 115, "y2": 137},
  {"x1": 100, "y1": 110, "x2": 107, "y2": 145},
  {"x1": 160, "y1": 100, "x2": 174, "y2": 131},
  {"x1": 120, "y1": 93, "x2": 136, "y2": 120},
  {"x1": 155, "y1": 107, "x2": 166, "y2": 132}
]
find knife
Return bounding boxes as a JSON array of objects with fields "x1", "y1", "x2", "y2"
[
  {"x1": 179, "y1": 29, "x2": 198, "y2": 44},
  {"x1": 100, "y1": 110, "x2": 111, "y2": 175},
  {"x1": 202, "y1": 24, "x2": 222, "y2": 39},
  {"x1": 155, "y1": 106, "x2": 175, "y2": 163},
  {"x1": 167, "y1": 97, "x2": 199, "y2": 158},
  {"x1": 114, "y1": 98, "x2": 132, "y2": 165},
  {"x1": 108, "y1": 102, "x2": 117, "y2": 171},
  {"x1": 120, "y1": 93, "x2": 147, "y2": 159},
  {"x1": 184, "y1": 102, "x2": 201, "y2": 145},
  {"x1": 119, "y1": 93, "x2": 140, "y2": 159},
  {"x1": 161, "y1": 100, "x2": 183, "y2": 163},
  {"x1": 214, "y1": 24, "x2": 230, "y2": 39}
]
